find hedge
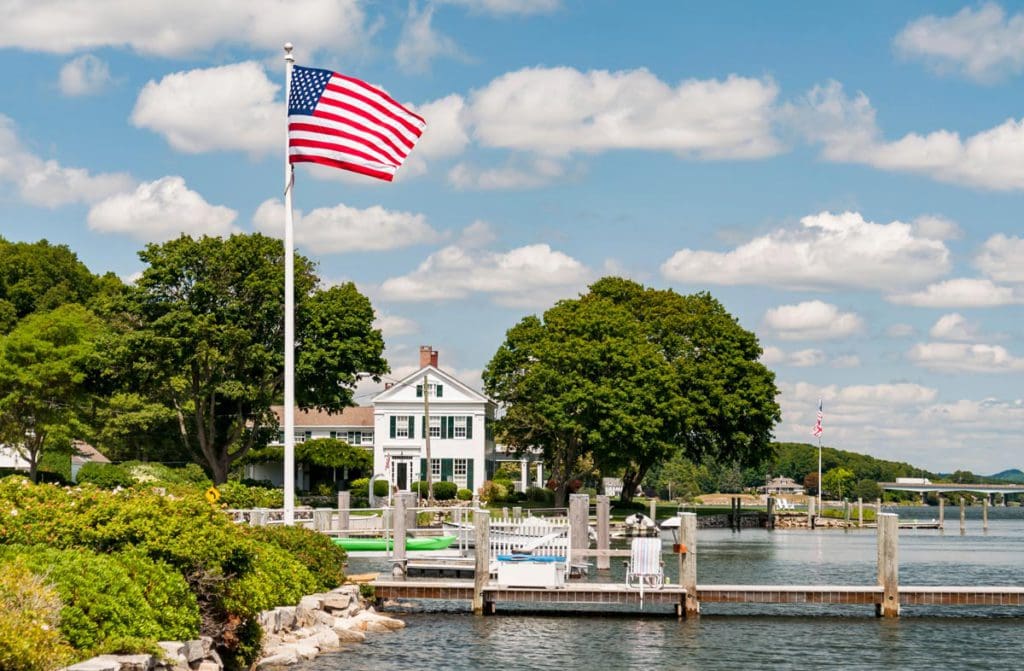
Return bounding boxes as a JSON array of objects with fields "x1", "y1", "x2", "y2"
[{"x1": 0, "y1": 560, "x2": 75, "y2": 671}]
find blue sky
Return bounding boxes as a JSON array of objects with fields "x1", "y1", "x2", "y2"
[{"x1": 1, "y1": 1, "x2": 1023, "y2": 473}]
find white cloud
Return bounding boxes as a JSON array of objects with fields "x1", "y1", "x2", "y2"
[
  {"x1": 830, "y1": 354, "x2": 860, "y2": 368},
  {"x1": 396, "y1": 3, "x2": 465, "y2": 73},
  {"x1": 929, "y1": 313, "x2": 980, "y2": 341},
  {"x1": 912, "y1": 214, "x2": 962, "y2": 240},
  {"x1": 760, "y1": 346, "x2": 858, "y2": 368},
  {"x1": 448, "y1": 157, "x2": 567, "y2": 190},
  {"x1": 132, "y1": 62, "x2": 278, "y2": 155},
  {"x1": 0, "y1": 0, "x2": 367, "y2": 58},
  {"x1": 886, "y1": 323, "x2": 916, "y2": 338},
  {"x1": 379, "y1": 242, "x2": 590, "y2": 305},
  {"x1": 0, "y1": 114, "x2": 134, "y2": 207},
  {"x1": 887, "y1": 278, "x2": 1022, "y2": 308},
  {"x1": 764, "y1": 300, "x2": 863, "y2": 340},
  {"x1": 252, "y1": 199, "x2": 441, "y2": 253},
  {"x1": 375, "y1": 313, "x2": 418, "y2": 338},
  {"x1": 468, "y1": 67, "x2": 781, "y2": 159},
  {"x1": 788, "y1": 80, "x2": 1024, "y2": 191},
  {"x1": 58, "y1": 54, "x2": 112, "y2": 96},
  {"x1": 895, "y1": 4, "x2": 1024, "y2": 83},
  {"x1": 908, "y1": 342, "x2": 1024, "y2": 373},
  {"x1": 457, "y1": 220, "x2": 498, "y2": 248},
  {"x1": 438, "y1": 0, "x2": 561, "y2": 16},
  {"x1": 87, "y1": 176, "x2": 238, "y2": 241},
  {"x1": 976, "y1": 233, "x2": 1024, "y2": 283},
  {"x1": 788, "y1": 349, "x2": 826, "y2": 368},
  {"x1": 661, "y1": 211, "x2": 950, "y2": 291},
  {"x1": 412, "y1": 95, "x2": 470, "y2": 159}
]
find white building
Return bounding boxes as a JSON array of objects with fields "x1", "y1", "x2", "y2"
[{"x1": 372, "y1": 346, "x2": 495, "y2": 493}]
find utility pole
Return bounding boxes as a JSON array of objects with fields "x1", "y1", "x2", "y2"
[{"x1": 423, "y1": 371, "x2": 433, "y2": 502}]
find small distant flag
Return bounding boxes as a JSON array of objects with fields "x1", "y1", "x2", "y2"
[
  {"x1": 811, "y1": 398, "x2": 824, "y2": 438},
  {"x1": 287, "y1": 65, "x2": 426, "y2": 182}
]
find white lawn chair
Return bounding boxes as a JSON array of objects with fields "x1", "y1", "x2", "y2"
[{"x1": 624, "y1": 537, "x2": 664, "y2": 606}]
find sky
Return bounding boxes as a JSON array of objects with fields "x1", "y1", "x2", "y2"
[{"x1": 1, "y1": 0, "x2": 1022, "y2": 474}]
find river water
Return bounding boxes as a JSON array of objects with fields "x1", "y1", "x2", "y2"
[{"x1": 299, "y1": 506, "x2": 1024, "y2": 670}]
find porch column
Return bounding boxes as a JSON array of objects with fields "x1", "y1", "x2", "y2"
[
  {"x1": 520, "y1": 458, "x2": 528, "y2": 493},
  {"x1": 535, "y1": 462, "x2": 543, "y2": 488}
]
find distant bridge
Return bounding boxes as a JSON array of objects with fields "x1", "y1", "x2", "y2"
[{"x1": 879, "y1": 482, "x2": 1024, "y2": 495}]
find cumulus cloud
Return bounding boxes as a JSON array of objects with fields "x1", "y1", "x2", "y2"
[
  {"x1": 375, "y1": 313, "x2": 418, "y2": 338},
  {"x1": 87, "y1": 176, "x2": 238, "y2": 241},
  {"x1": 132, "y1": 62, "x2": 279, "y2": 155},
  {"x1": 763, "y1": 300, "x2": 863, "y2": 340},
  {"x1": 438, "y1": 0, "x2": 561, "y2": 15},
  {"x1": 412, "y1": 95, "x2": 470, "y2": 159},
  {"x1": 378, "y1": 241, "x2": 590, "y2": 306},
  {"x1": 0, "y1": 0, "x2": 367, "y2": 57},
  {"x1": 661, "y1": 211, "x2": 950, "y2": 291},
  {"x1": 467, "y1": 67, "x2": 782, "y2": 159},
  {"x1": 929, "y1": 313, "x2": 980, "y2": 341},
  {"x1": 908, "y1": 342, "x2": 1024, "y2": 373},
  {"x1": 975, "y1": 233, "x2": 1024, "y2": 283},
  {"x1": 895, "y1": 4, "x2": 1024, "y2": 83},
  {"x1": 760, "y1": 346, "x2": 858, "y2": 368},
  {"x1": 912, "y1": 214, "x2": 962, "y2": 240},
  {"x1": 787, "y1": 80, "x2": 1024, "y2": 191},
  {"x1": 396, "y1": 3, "x2": 465, "y2": 73},
  {"x1": 58, "y1": 54, "x2": 112, "y2": 96},
  {"x1": 448, "y1": 157, "x2": 568, "y2": 190},
  {"x1": 887, "y1": 278, "x2": 1022, "y2": 308},
  {"x1": 252, "y1": 199, "x2": 441, "y2": 253},
  {"x1": 0, "y1": 114, "x2": 134, "y2": 207}
]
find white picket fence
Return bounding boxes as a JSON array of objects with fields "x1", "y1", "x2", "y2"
[{"x1": 489, "y1": 516, "x2": 570, "y2": 565}]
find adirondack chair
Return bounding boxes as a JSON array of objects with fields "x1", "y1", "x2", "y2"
[{"x1": 625, "y1": 537, "x2": 664, "y2": 604}]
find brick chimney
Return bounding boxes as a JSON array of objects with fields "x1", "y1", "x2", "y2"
[{"x1": 419, "y1": 345, "x2": 438, "y2": 368}]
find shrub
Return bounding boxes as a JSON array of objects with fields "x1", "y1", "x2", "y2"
[
  {"x1": 433, "y1": 481, "x2": 458, "y2": 500},
  {"x1": 0, "y1": 560, "x2": 75, "y2": 671},
  {"x1": 217, "y1": 480, "x2": 284, "y2": 509},
  {"x1": 124, "y1": 462, "x2": 211, "y2": 487},
  {"x1": 479, "y1": 480, "x2": 508, "y2": 504},
  {"x1": 76, "y1": 463, "x2": 134, "y2": 489},
  {"x1": 349, "y1": 477, "x2": 389, "y2": 498},
  {"x1": 456, "y1": 488, "x2": 472, "y2": 501},
  {"x1": 246, "y1": 525, "x2": 347, "y2": 592},
  {"x1": 526, "y1": 486, "x2": 554, "y2": 505}
]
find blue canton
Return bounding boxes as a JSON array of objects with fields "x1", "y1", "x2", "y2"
[{"x1": 288, "y1": 66, "x2": 333, "y2": 116}]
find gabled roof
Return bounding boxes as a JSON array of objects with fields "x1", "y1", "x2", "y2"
[
  {"x1": 270, "y1": 405, "x2": 375, "y2": 428},
  {"x1": 71, "y1": 440, "x2": 110, "y2": 465},
  {"x1": 372, "y1": 364, "x2": 492, "y2": 405}
]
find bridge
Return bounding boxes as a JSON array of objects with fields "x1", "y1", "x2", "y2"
[{"x1": 879, "y1": 482, "x2": 1024, "y2": 495}]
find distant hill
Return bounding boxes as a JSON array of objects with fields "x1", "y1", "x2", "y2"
[{"x1": 989, "y1": 469, "x2": 1024, "y2": 483}]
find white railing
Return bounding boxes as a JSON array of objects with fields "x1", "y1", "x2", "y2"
[{"x1": 489, "y1": 516, "x2": 570, "y2": 565}]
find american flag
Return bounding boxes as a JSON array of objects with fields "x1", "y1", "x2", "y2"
[
  {"x1": 287, "y1": 66, "x2": 425, "y2": 182},
  {"x1": 811, "y1": 398, "x2": 824, "y2": 437}
]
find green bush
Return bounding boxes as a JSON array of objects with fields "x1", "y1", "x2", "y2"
[
  {"x1": 124, "y1": 462, "x2": 210, "y2": 486},
  {"x1": 456, "y1": 488, "x2": 472, "y2": 501},
  {"x1": 349, "y1": 477, "x2": 389, "y2": 498},
  {"x1": 217, "y1": 480, "x2": 284, "y2": 508},
  {"x1": 433, "y1": 481, "x2": 458, "y2": 500},
  {"x1": 479, "y1": 480, "x2": 508, "y2": 503},
  {"x1": 76, "y1": 462, "x2": 134, "y2": 489},
  {"x1": 525, "y1": 486, "x2": 554, "y2": 504},
  {"x1": 246, "y1": 525, "x2": 347, "y2": 592},
  {"x1": 0, "y1": 560, "x2": 75, "y2": 671}
]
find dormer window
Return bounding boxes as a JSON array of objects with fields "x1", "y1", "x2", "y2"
[{"x1": 415, "y1": 382, "x2": 444, "y2": 398}]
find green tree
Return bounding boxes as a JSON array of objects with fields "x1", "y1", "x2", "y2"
[
  {"x1": 0, "y1": 304, "x2": 108, "y2": 481},
  {"x1": 822, "y1": 466, "x2": 855, "y2": 500},
  {"x1": 483, "y1": 277, "x2": 780, "y2": 506},
  {"x1": 115, "y1": 234, "x2": 387, "y2": 483},
  {"x1": 852, "y1": 478, "x2": 883, "y2": 501}
]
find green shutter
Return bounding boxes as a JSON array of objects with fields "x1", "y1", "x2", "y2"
[
  {"x1": 442, "y1": 458, "x2": 453, "y2": 482},
  {"x1": 390, "y1": 416, "x2": 396, "y2": 438},
  {"x1": 448, "y1": 416, "x2": 455, "y2": 437},
  {"x1": 421, "y1": 416, "x2": 425, "y2": 437},
  {"x1": 436, "y1": 384, "x2": 443, "y2": 397},
  {"x1": 408, "y1": 416, "x2": 414, "y2": 438},
  {"x1": 277, "y1": 431, "x2": 285, "y2": 443},
  {"x1": 416, "y1": 384, "x2": 423, "y2": 397},
  {"x1": 465, "y1": 416, "x2": 473, "y2": 439},
  {"x1": 440, "y1": 415, "x2": 448, "y2": 439},
  {"x1": 329, "y1": 430, "x2": 336, "y2": 439},
  {"x1": 420, "y1": 458, "x2": 427, "y2": 481},
  {"x1": 466, "y1": 458, "x2": 474, "y2": 492}
]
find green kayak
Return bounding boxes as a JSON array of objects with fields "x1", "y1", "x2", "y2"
[{"x1": 332, "y1": 535, "x2": 457, "y2": 552}]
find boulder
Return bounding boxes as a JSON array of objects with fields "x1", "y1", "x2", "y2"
[
  {"x1": 332, "y1": 627, "x2": 366, "y2": 643},
  {"x1": 294, "y1": 643, "x2": 320, "y2": 661},
  {"x1": 255, "y1": 647, "x2": 298, "y2": 669},
  {"x1": 195, "y1": 663, "x2": 220, "y2": 671},
  {"x1": 64, "y1": 659, "x2": 122, "y2": 671},
  {"x1": 298, "y1": 594, "x2": 325, "y2": 611},
  {"x1": 157, "y1": 643, "x2": 186, "y2": 667},
  {"x1": 322, "y1": 593, "x2": 351, "y2": 611},
  {"x1": 312, "y1": 627, "x2": 341, "y2": 650},
  {"x1": 181, "y1": 641, "x2": 205, "y2": 664},
  {"x1": 108, "y1": 655, "x2": 154, "y2": 671}
]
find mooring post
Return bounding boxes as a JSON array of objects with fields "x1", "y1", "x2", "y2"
[
  {"x1": 766, "y1": 496, "x2": 775, "y2": 530},
  {"x1": 875, "y1": 498, "x2": 881, "y2": 517},
  {"x1": 960, "y1": 497, "x2": 966, "y2": 535},
  {"x1": 392, "y1": 494, "x2": 408, "y2": 577},
  {"x1": 857, "y1": 497, "x2": 863, "y2": 528},
  {"x1": 473, "y1": 509, "x2": 490, "y2": 615},
  {"x1": 680, "y1": 512, "x2": 699, "y2": 616},
  {"x1": 596, "y1": 494, "x2": 610, "y2": 570},
  {"x1": 649, "y1": 497, "x2": 657, "y2": 523},
  {"x1": 337, "y1": 491, "x2": 350, "y2": 532},
  {"x1": 807, "y1": 496, "x2": 816, "y2": 529},
  {"x1": 313, "y1": 507, "x2": 331, "y2": 532},
  {"x1": 983, "y1": 496, "x2": 989, "y2": 531},
  {"x1": 876, "y1": 512, "x2": 899, "y2": 617},
  {"x1": 512, "y1": 506, "x2": 522, "y2": 522},
  {"x1": 569, "y1": 493, "x2": 589, "y2": 563},
  {"x1": 843, "y1": 499, "x2": 851, "y2": 531},
  {"x1": 938, "y1": 496, "x2": 944, "y2": 530}
]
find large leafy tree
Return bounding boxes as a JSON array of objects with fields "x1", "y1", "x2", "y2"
[
  {"x1": 484, "y1": 277, "x2": 780, "y2": 506},
  {"x1": 115, "y1": 233, "x2": 387, "y2": 484},
  {"x1": 0, "y1": 304, "x2": 108, "y2": 481}
]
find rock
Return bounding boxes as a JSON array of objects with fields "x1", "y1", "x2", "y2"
[
  {"x1": 322, "y1": 593, "x2": 351, "y2": 611},
  {"x1": 64, "y1": 659, "x2": 122, "y2": 671},
  {"x1": 314, "y1": 610, "x2": 336, "y2": 627},
  {"x1": 206, "y1": 648, "x2": 223, "y2": 668},
  {"x1": 276, "y1": 606, "x2": 296, "y2": 631},
  {"x1": 312, "y1": 628, "x2": 341, "y2": 650},
  {"x1": 195, "y1": 662, "x2": 220, "y2": 671},
  {"x1": 295, "y1": 643, "x2": 320, "y2": 660},
  {"x1": 332, "y1": 627, "x2": 366, "y2": 643},
  {"x1": 157, "y1": 643, "x2": 186, "y2": 667},
  {"x1": 294, "y1": 605, "x2": 316, "y2": 628},
  {"x1": 106, "y1": 655, "x2": 154, "y2": 671},
  {"x1": 351, "y1": 610, "x2": 406, "y2": 631},
  {"x1": 361, "y1": 621, "x2": 392, "y2": 633},
  {"x1": 255, "y1": 647, "x2": 299, "y2": 669},
  {"x1": 298, "y1": 594, "x2": 325, "y2": 611}
]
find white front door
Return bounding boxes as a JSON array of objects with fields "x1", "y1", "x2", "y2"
[{"x1": 391, "y1": 457, "x2": 413, "y2": 492}]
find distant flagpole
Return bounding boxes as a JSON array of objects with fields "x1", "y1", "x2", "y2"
[
  {"x1": 283, "y1": 42, "x2": 296, "y2": 525},
  {"x1": 812, "y1": 398, "x2": 824, "y2": 515}
]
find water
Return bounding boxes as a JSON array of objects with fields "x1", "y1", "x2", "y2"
[{"x1": 299, "y1": 506, "x2": 1024, "y2": 670}]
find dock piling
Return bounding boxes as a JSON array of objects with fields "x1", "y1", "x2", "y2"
[
  {"x1": 807, "y1": 496, "x2": 816, "y2": 529},
  {"x1": 680, "y1": 512, "x2": 699, "y2": 616},
  {"x1": 337, "y1": 491, "x2": 350, "y2": 532},
  {"x1": 766, "y1": 496, "x2": 775, "y2": 530},
  {"x1": 983, "y1": 496, "x2": 989, "y2": 531},
  {"x1": 843, "y1": 499, "x2": 851, "y2": 531},
  {"x1": 960, "y1": 497, "x2": 966, "y2": 535},
  {"x1": 596, "y1": 495, "x2": 610, "y2": 570},
  {"x1": 939, "y1": 496, "x2": 944, "y2": 530},
  {"x1": 857, "y1": 497, "x2": 863, "y2": 528},
  {"x1": 569, "y1": 493, "x2": 589, "y2": 561},
  {"x1": 392, "y1": 494, "x2": 409, "y2": 576},
  {"x1": 473, "y1": 509, "x2": 490, "y2": 615},
  {"x1": 649, "y1": 497, "x2": 657, "y2": 523},
  {"x1": 877, "y1": 512, "x2": 899, "y2": 617}
]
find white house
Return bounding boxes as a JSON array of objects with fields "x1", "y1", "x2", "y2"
[{"x1": 371, "y1": 346, "x2": 495, "y2": 494}]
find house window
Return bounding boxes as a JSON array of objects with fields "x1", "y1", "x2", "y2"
[
  {"x1": 416, "y1": 383, "x2": 444, "y2": 398},
  {"x1": 429, "y1": 416, "x2": 441, "y2": 438},
  {"x1": 346, "y1": 431, "x2": 362, "y2": 445},
  {"x1": 395, "y1": 416, "x2": 410, "y2": 438},
  {"x1": 431, "y1": 459, "x2": 442, "y2": 480},
  {"x1": 364, "y1": 431, "x2": 373, "y2": 444},
  {"x1": 454, "y1": 459, "x2": 468, "y2": 488},
  {"x1": 295, "y1": 431, "x2": 309, "y2": 443},
  {"x1": 454, "y1": 416, "x2": 467, "y2": 439}
]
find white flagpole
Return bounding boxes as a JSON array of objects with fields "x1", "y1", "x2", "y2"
[{"x1": 283, "y1": 42, "x2": 296, "y2": 525}]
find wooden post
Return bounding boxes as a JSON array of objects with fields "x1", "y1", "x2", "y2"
[
  {"x1": 807, "y1": 496, "x2": 816, "y2": 529},
  {"x1": 735, "y1": 497, "x2": 741, "y2": 533},
  {"x1": 959, "y1": 497, "x2": 966, "y2": 535},
  {"x1": 983, "y1": 496, "x2": 989, "y2": 531},
  {"x1": 569, "y1": 493, "x2": 589, "y2": 562},
  {"x1": 843, "y1": 499, "x2": 851, "y2": 531},
  {"x1": 502, "y1": 506, "x2": 509, "y2": 520},
  {"x1": 596, "y1": 495, "x2": 610, "y2": 570},
  {"x1": 392, "y1": 495, "x2": 408, "y2": 575},
  {"x1": 680, "y1": 512, "x2": 699, "y2": 616},
  {"x1": 649, "y1": 497, "x2": 657, "y2": 523},
  {"x1": 337, "y1": 491, "x2": 350, "y2": 532},
  {"x1": 857, "y1": 497, "x2": 863, "y2": 528},
  {"x1": 876, "y1": 512, "x2": 899, "y2": 617},
  {"x1": 472, "y1": 509, "x2": 490, "y2": 615},
  {"x1": 938, "y1": 496, "x2": 944, "y2": 530},
  {"x1": 875, "y1": 498, "x2": 881, "y2": 516},
  {"x1": 766, "y1": 496, "x2": 775, "y2": 530},
  {"x1": 512, "y1": 506, "x2": 522, "y2": 522},
  {"x1": 313, "y1": 508, "x2": 331, "y2": 532}
]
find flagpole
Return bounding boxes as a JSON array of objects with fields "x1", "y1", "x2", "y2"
[
  {"x1": 283, "y1": 42, "x2": 296, "y2": 526},
  {"x1": 817, "y1": 434, "x2": 822, "y2": 517}
]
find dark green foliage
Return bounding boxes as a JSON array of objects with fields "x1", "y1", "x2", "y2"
[
  {"x1": 217, "y1": 480, "x2": 285, "y2": 508},
  {"x1": 432, "y1": 481, "x2": 458, "y2": 500},
  {"x1": 246, "y1": 525, "x2": 347, "y2": 592},
  {"x1": 77, "y1": 462, "x2": 135, "y2": 489},
  {"x1": 0, "y1": 238, "x2": 105, "y2": 330},
  {"x1": 349, "y1": 477, "x2": 388, "y2": 498},
  {"x1": 525, "y1": 486, "x2": 554, "y2": 504},
  {"x1": 456, "y1": 488, "x2": 473, "y2": 501},
  {"x1": 768, "y1": 442, "x2": 934, "y2": 486}
]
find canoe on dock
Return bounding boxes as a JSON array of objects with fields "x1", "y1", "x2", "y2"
[{"x1": 332, "y1": 535, "x2": 457, "y2": 552}]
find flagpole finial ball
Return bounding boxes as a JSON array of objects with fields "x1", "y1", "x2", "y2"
[{"x1": 284, "y1": 42, "x2": 293, "y2": 54}]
